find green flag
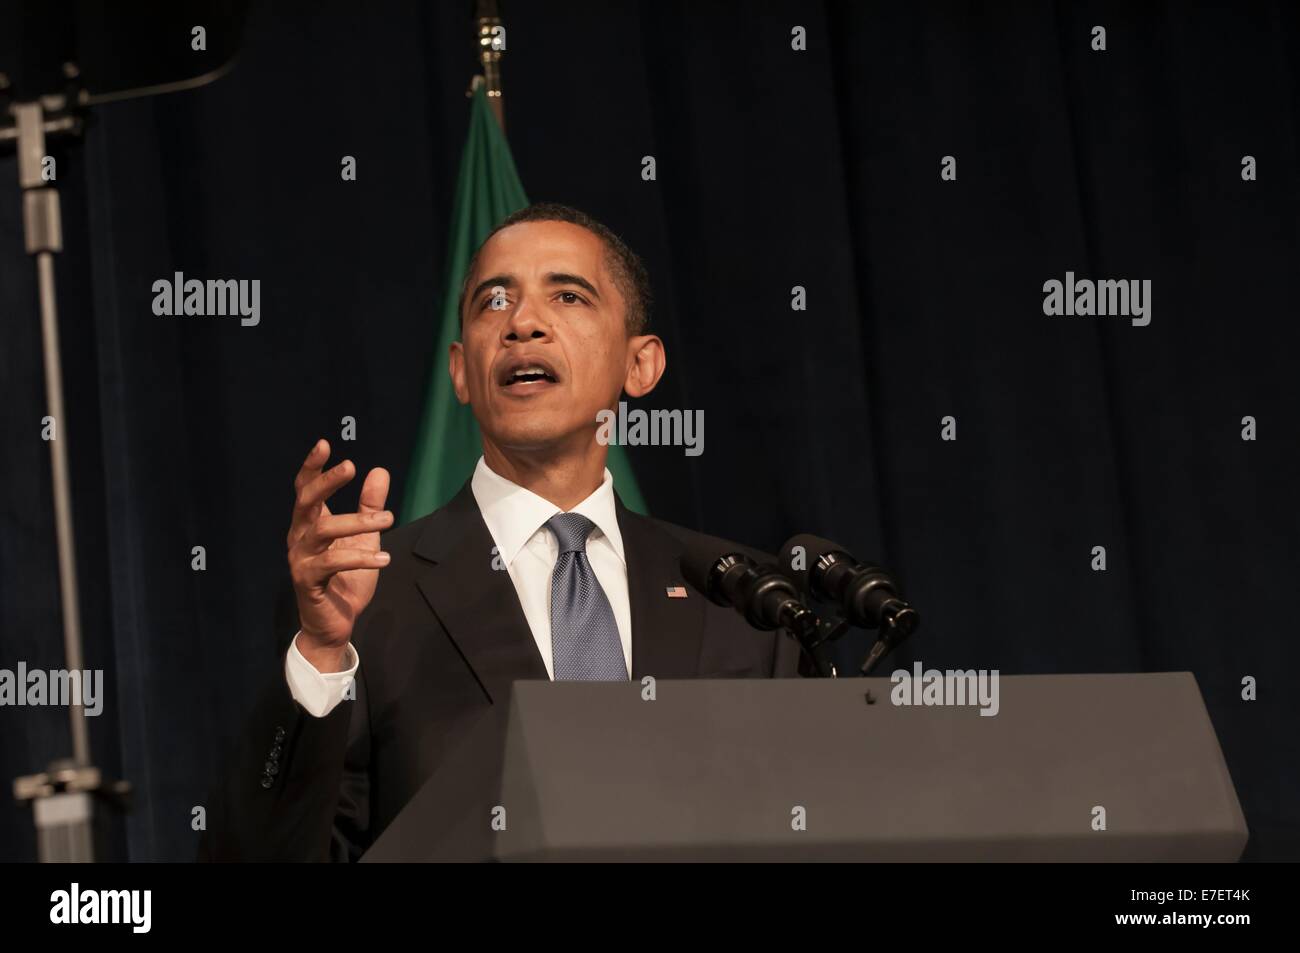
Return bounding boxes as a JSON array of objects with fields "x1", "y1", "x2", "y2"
[{"x1": 402, "y1": 84, "x2": 646, "y2": 521}]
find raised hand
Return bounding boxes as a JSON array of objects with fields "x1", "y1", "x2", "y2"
[{"x1": 286, "y1": 439, "x2": 392, "y2": 671}]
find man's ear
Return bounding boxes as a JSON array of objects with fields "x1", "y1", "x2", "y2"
[
  {"x1": 623, "y1": 334, "x2": 666, "y2": 398},
  {"x1": 448, "y1": 341, "x2": 471, "y2": 405}
]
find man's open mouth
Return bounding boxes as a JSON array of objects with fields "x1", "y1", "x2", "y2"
[{"x1": 498, "y1": 358, "x2": 560, "y2": 388}]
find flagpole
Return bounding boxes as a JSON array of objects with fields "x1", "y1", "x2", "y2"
[{"x1": 475, "y1": 0, "x2": 506, "y2": 131}]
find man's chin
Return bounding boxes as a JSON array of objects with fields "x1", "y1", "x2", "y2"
[{"x1": 486, "y1": 420, "x2": 594, "y2": 455}]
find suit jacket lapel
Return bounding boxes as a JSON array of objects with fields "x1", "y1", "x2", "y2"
[
  {"x1": 408, "y1": 482, "x2": 706, "y2": 694},
  {"x1": 411, "y1": 482, "x2": 548, "y2": 704},
  {"x1": 619, "y1": 496, "x2": 706, "y2": 679}
]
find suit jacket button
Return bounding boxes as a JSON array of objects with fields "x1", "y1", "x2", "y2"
[
  {"x1": 274, "y1": 726, "x2": 286, "y2": 743},
  {"x1": 265, "y1": 761, "x2": 279, "y2": 776},
  {"x1": 269, "y1": 746, "x2": 282, "y2": 759},
  {"x1": 260, "y1": 776, "x2": 274, "y2": 789}
]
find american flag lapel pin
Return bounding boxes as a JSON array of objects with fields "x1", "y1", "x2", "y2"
[{"x1": 665, "y1": 585, "x2": 688, "y2": 599}]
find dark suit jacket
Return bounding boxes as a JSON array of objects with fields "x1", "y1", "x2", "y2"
[{"x1": 201, "y1": 482, "x2": 801, "y2": 861}]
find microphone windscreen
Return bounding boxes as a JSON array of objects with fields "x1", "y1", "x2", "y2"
[
  {"x1": 778, "y1": 533, "x2": 849, "y2": 593},
  {"x1": 679, "y1": 536, "x2": 751, "y2": 602}
]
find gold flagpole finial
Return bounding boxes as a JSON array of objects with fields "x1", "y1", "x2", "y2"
[{"x1": 474, "y1": 0, "x2": 506, "y2": 131}]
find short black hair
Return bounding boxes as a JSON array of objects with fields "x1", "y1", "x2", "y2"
[{"x1": 457, "y1": 203, "x2": 652, "y2": 334}]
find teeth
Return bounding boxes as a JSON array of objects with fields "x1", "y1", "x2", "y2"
[{"x1": 509, "y1": 365, "x2": 552, "y2": 381}]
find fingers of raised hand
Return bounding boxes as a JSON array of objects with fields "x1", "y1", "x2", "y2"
[
  {"x1": 294, "y1": 439, "x2": 331, "y2": 494},
  {"x1": 289, "y1": 458, "x2": 356, "y2": 543},
  {"x1": 298, "y1": 510, "x2": 394, "y2": 554},
  {"x1": 292, "y1": 547, "x2": 391, "y2": 590}
]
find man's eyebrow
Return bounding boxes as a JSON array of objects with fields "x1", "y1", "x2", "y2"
[
  {"x1": 546, "y1": 272, "x2": 600, "y2": 299},
  {"x1": 468, "y1": 274, "x2": 515, "y2": 306}
]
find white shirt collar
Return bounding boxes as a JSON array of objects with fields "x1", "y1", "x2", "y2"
[{"x1": 470, "y1": 456, "x2": 626, "y2": 568}]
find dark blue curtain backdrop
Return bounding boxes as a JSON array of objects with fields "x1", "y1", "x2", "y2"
[{"x1": 1, "y1": 1, "x2": 1297, "y2": 861}]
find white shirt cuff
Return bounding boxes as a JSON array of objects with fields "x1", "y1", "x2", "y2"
[{"x1": 284, "y1": 632, "x2": 359, "y2": 718}]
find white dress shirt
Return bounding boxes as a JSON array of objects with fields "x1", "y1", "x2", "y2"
[{"x1": 285, "y1": 456, "x2": 632, "y2": 717}]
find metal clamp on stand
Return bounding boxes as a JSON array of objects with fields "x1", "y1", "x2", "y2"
[{"x1": 14, "y1": 761, "x2": 132, "y2": 864}]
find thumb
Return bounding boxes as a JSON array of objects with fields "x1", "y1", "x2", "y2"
[{"x1": 358, "y1": 467, "x2": 391, "y2": 515}]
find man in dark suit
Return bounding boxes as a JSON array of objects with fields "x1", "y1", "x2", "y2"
[{"x1": 202, "y1": 204, "x2": 801, "y2": 861}]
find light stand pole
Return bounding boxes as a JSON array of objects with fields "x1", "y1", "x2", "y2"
[
  {"x1": 2, "y1": 73, "x2": 130, "y2": 862},
  {"x1": 1, "y1": 2, "x2": 245, "y2": 864}
]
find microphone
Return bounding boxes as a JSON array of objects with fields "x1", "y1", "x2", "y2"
[
  {"x1": 680, "y1": 541, "x2": 820, "y2": 641},
  {"x1": 778, "y1": 534, "x2": 919, "y2": 639}
]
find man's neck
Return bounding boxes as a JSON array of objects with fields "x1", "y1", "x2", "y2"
[{"x1": 481, "y1": 439, "x2": 608, "y2": 511}]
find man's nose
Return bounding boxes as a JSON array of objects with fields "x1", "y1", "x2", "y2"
[{"x1": 501, "y1": 294, "x2": 550, "y2": 342}]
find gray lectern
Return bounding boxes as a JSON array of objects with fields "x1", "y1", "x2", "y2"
[{"x1": 362, "y1": 672, "x2": 1247, "y2": 862}]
